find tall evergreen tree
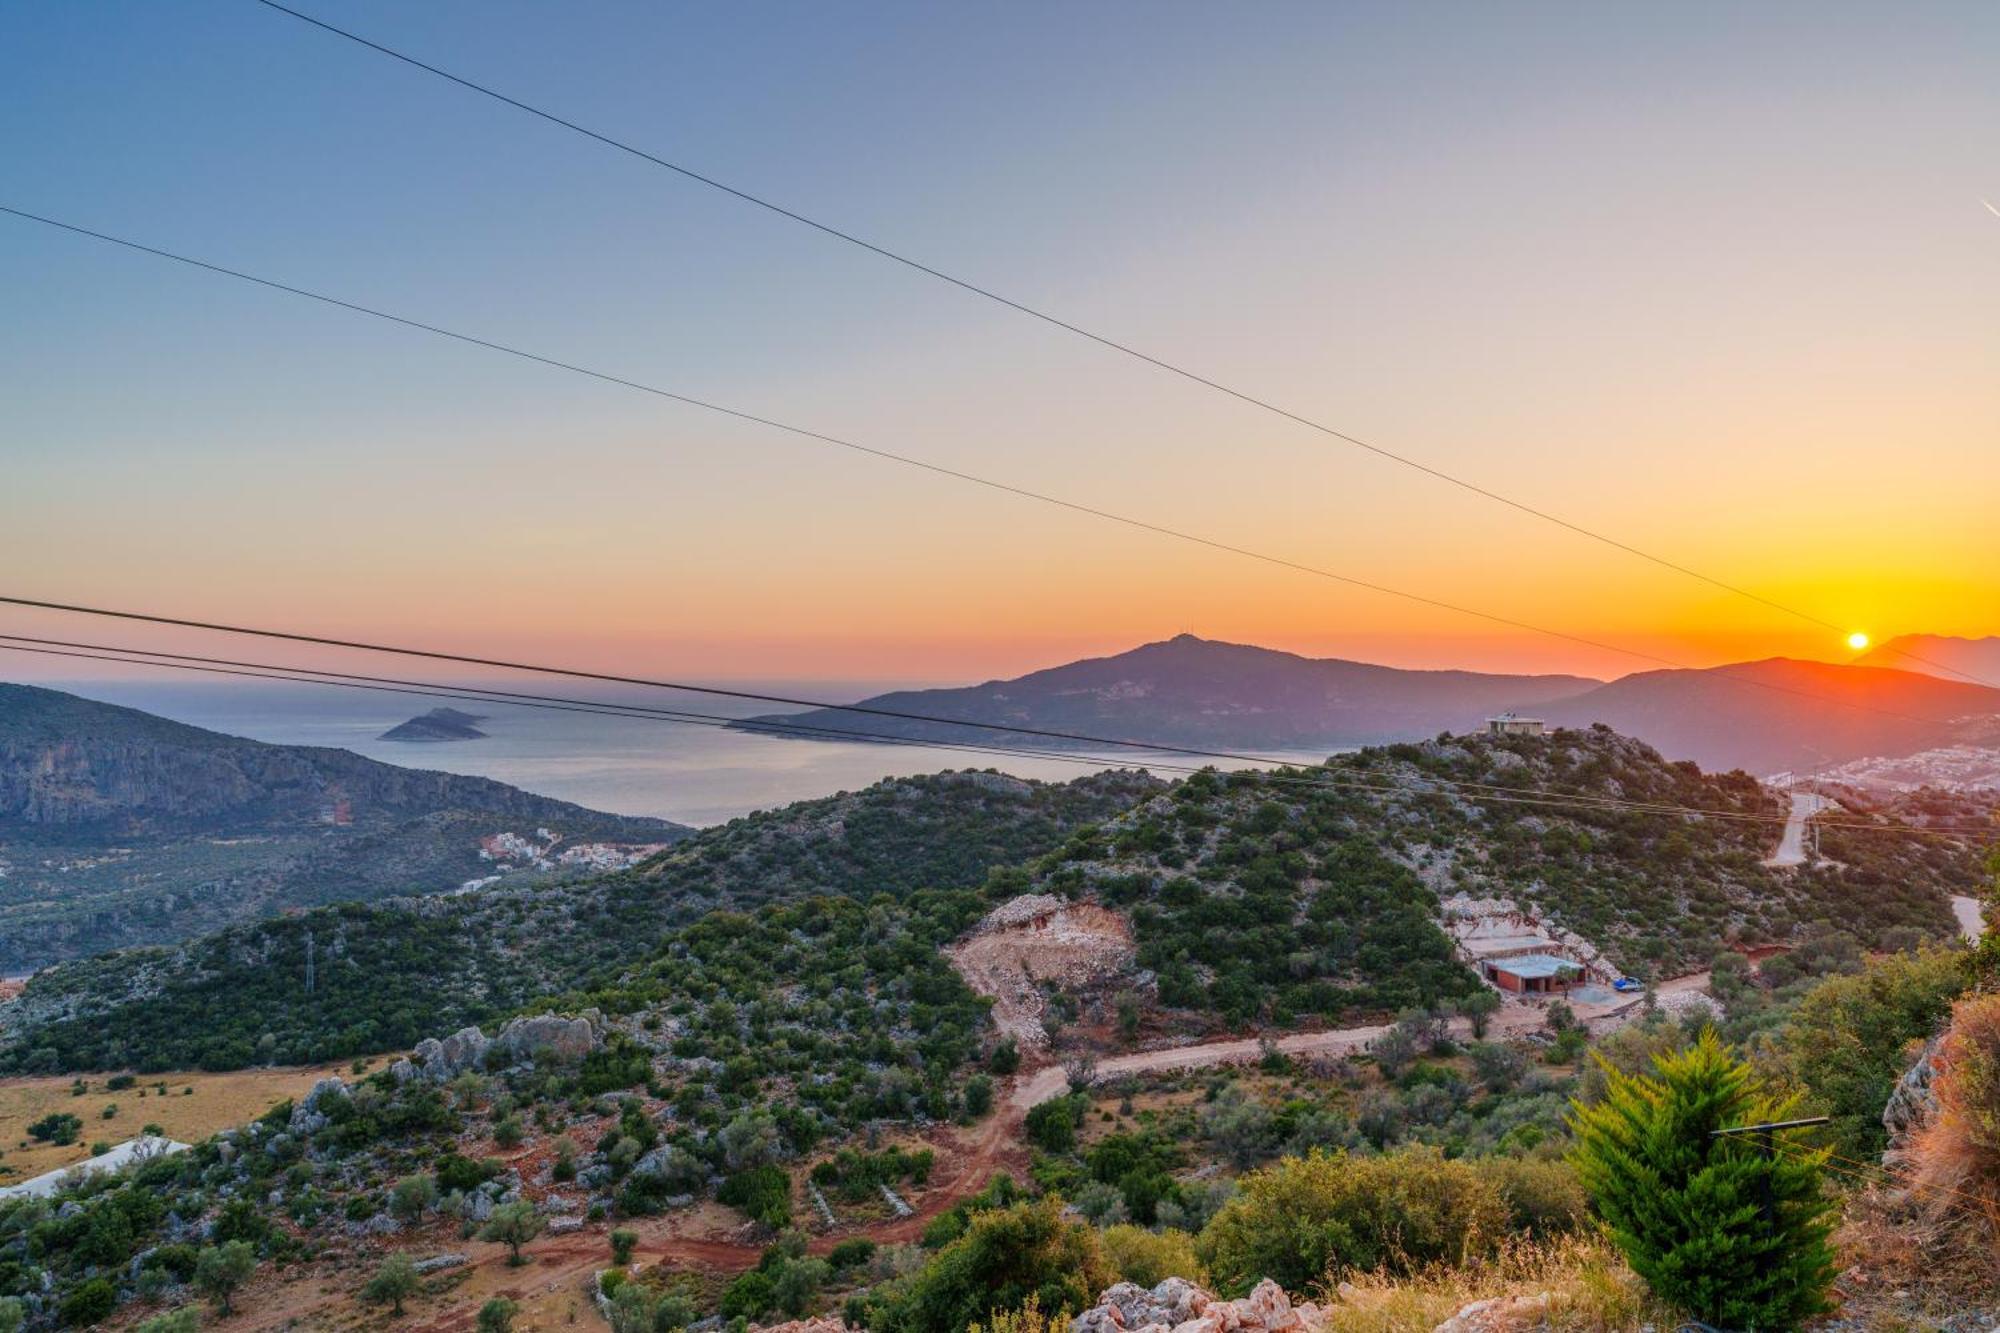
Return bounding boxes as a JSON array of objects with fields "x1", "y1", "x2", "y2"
[{"x1": 1568, "y1": 1032, "x2": 1835, "y2": 1329}]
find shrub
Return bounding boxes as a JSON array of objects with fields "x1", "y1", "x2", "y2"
[
  {"x1": 718, "y1": 1165, "x2": 792, "y2": 1228},
  {"x1": 363, "y1": 1252, "x2": 420, "y2": 1316},
  {"x1": 59, "y1": 1278, "x2": 116, "y2": 1327},
  {"x1": 212, "y1": 1196, "x2": 271, "y2": 1247},
  {"x1": 477, "y1": 1296, "x2": 519, "y2": 1333},
  {"x1": 720, "y1": 1269, "x2": 774, "y2": 1320},
  {"x1": 1100, "y1": 1224, "x2": 1204, "y2": 1287},
  {"x1": 1196, "y1": 1147, "x2": 1508, "y2": 1293},
  {"x1": 611, "y1": 1228, "x2": 639, "y2": 1265},
  {"x1": 28, "y1": 1113, "x2": 82, "y2": 1146},
  {"x1": 436, "y1": 1152, "x2": 498, "y2": 1194},
  {"x1": 967, "y1": 1296, "x2": 1064, "y2": 1333},
  {"x1": 829, "y1": 1237, "x2": 877, "y2": 1270},
  {"x1": 1024, "y1": 1096, "x2": 1084, "y2": 1154},
  {"x1": 1568, "y1": 1031, "x2": 1836, "y2": 1329},
  {"x1": 1471, "y1": 1157, "x2": 1589, "y2": 1238},
  {"x1": 878, "y1": 1198, "x2": 1113, "y2": 1333},
  {"x1": 1778, "y1": 947, "x2": 1967, "y2": 1160}
]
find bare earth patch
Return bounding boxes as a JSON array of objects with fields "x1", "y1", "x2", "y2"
[{"x1": 946, "y1": 894, "x2": 1135, "y2": 1049}]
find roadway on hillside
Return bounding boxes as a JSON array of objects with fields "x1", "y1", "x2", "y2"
[
  {"x1": 1764, "y1": 790, "x2": 1831, "y2": 867},
  {"x1": 1953, "y1": 894, "x2": 1987, "y2": 942}
]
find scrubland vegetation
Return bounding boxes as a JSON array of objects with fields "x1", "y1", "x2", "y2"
[{"x1": 0, "y1": 739, "x2": 1990, "y2": 1329}]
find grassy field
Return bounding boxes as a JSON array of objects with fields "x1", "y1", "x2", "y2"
[{"x1": 0, "y1": 1057, "x2": 370, "y2": 1184}]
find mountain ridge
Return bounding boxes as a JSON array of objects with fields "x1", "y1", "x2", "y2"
[
  {"x1": 1540, "y1": 656, "x2": 2000, "y2": 774},
  {"x1": 1861, "y1": 633, "x2": 2000, "y2": 686},
  {"x1": 0, "y1": 683, "x2": 690, "y2": 969},
  {"x1": 733, "y1": 634, "x2": 1600, "y2": 751}
]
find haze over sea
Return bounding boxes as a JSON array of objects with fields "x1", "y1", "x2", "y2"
[{"x1": 58, "y1": 679, "x2": 1326, "y2": 827}]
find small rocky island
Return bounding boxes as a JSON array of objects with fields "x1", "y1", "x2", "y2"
[{"x1": 379, "y1": 706, "x2": 488, "y2": 742}]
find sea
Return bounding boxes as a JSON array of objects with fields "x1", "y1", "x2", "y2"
[{"x1": 56, "y1": 678, "x2": 1333, "y2": 827}]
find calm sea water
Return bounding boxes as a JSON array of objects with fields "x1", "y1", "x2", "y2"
[{"x1": 57, "y1": 679, "x2": 1331, "y2": 827}]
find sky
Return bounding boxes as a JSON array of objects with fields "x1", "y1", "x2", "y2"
[{"x1": 3, "y1": 0, "x2": 1996, "y2": 687}]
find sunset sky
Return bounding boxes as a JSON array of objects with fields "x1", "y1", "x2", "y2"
[{"x1": 5, "y1": 1, "x2": 1996, "y2": 686}]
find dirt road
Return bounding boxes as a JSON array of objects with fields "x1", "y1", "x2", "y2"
[
  {"x1": 1953, "y1": 894, "x2": 1987, "y2": 942},
  {"x1": 1764, "y1": 791, "x2": 1831, "y2": 867}
]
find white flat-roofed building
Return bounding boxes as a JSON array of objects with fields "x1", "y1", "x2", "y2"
[{"x1": 1487, "y1": 713, "x2": 1546, "y2": 737}]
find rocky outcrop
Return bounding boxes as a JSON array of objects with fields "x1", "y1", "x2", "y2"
[
  {"x1": 496, "y1": 1013, "x2": 599, "y2": 1065},
  {"x1": 409, "y1": 1014, "x2": 600, "y2": 1084},
  {"x1": 288, "y1": 1077, "x2": 348, "y2": 1136},
  {"x1": 1074, "y1": 1278, "x2": 1323, "y2": 1333},
  {"x1": 413, "y1": 1026, "x2": 492, "y2": 1083},
  {"x1": 1076, "y1": 1279, "x2": 1560, "y2": 1333},
  {"x1": 1883, "y1": 1033, "x2": 1945, "y2": 1161}
]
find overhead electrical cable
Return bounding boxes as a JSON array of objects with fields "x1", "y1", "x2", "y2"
[
  {"x1": 1, "y1": 206, "x2": 1989, "y2": 732},
  {"x1": 245, "y1": 0, "x2": 1995, "y2": 692},
  {"x1": 0, "y1": 632, "x2": 1788, "y2": 821},
  {"x1": 1, "y1": 631, "x2": 1992, "y2": 837}
]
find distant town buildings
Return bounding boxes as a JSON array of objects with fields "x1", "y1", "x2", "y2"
[{"x1": 1487, "y1": 713, "x2": 1546, "y2": 737}]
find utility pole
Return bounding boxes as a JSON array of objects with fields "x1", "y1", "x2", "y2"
[{"x1": 1711, "y1": 1115, "x2": 1829, "y2": 1229}]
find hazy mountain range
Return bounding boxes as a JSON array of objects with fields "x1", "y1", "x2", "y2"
[
  {"x1": 739, "y1": 633, "x2": 2000, "y2": 775},
  {"x1": 1860, "y1": 633, "x2": 2000, "y2": 685},
  {"x1": 735, "y1": 633, "x2": 1598, "y2": 752}
]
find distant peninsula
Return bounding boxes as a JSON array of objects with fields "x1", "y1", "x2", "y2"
[{"x1": 380, "y1": 707, "x2": 488, "y2": 742}]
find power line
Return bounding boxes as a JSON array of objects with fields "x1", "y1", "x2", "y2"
[
  {"x1": 2, "y1": 205, "x2": 1990, "y2": 734},
  {"x1": 0, "y1": 633, "x2": 1800, "y2": 824},
  {"x1": 245, "y1": 0, "x2": 1996, "y2": 694},
  {"x1": 3, "y1": 631, "x2": 1993, "y2": 837}
]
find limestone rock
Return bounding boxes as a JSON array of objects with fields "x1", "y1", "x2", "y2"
[
  {"x1": 414, "y1": 1026, "x2": 492, "y2": 1083},
  {"x1": 1883, "y1": 1033, "x2": 1944, "y2": 1161},
  {"x1": 495, "y1": 1013, "x2": 600, "y2": 1065},
  {"x1": 1431, "y1": 1291, "x2": 1552, "y2": 1332},
  {"x1": 288, "y1": 1077, "x2": 346, "y2": 1136},
  {"x1": 1077, "y1": 1278, "x2": 1308, "y2": 1333}
]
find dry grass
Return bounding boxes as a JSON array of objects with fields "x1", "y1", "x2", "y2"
[
  {"x1": 1831, "y1": 1183, "x2": 2000, "y2": 1328},
  {"x1": 1316, "y1": 1234, "x2": 1674, "y2": 1332},
  {"x1": 0, "y1": 1059, "x2": 360, "y2": 1183},
  {"x1": 1907, "y1": 992, "x2": 2000, "y2": 1234}
]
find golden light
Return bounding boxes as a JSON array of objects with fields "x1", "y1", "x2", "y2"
[{"x1": 1847, "y1": 631, "x2": 1870, "y2": 651}]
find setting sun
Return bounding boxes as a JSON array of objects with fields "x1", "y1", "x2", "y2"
[{"x1": 1847, "y1": 631, "x2": 1871, "y2": 651}]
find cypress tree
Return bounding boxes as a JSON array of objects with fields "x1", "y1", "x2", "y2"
[{"x1": 1568, "y1": 1031, "x2": 1836, "y2": 1329}]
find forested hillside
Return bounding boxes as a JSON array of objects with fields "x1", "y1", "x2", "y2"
[
  {"x1": 0, "y1": 684, "x2": 688, "y2": 967},
  {"x1": 1007, "y1": 725, "x2": 1970, "y2": 1039},
  {"x1": 0, "y1": 768, "x2": 1158, "y2": 1072},
  {"x1": 4, "y1": 729, "x2": 1981, "y2": 1076}
]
